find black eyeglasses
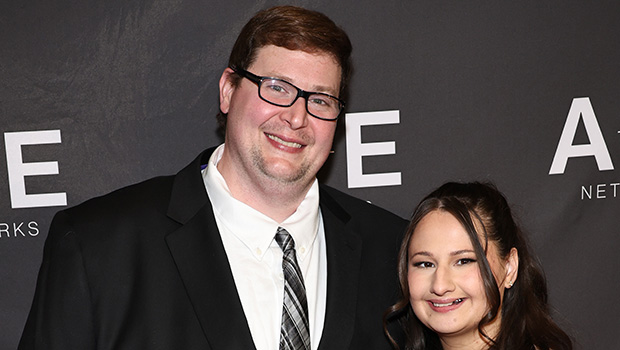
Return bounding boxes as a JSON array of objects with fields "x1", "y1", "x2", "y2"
[{"x1": 232, "y1": 67, "x2": 345, "y2": 121}]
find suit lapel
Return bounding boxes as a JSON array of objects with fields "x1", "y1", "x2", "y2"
[
  {"x1": 317, "y1": 187, "x2": 363, "y2": 350},
  {"x1": 162, "y1": 151, "x2": 365, "y2": 350},
  {"x1": 164, "y1": 149, "x2": 256, "y2": 350}
]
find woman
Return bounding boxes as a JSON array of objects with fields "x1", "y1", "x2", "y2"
[{"x1": 384, "y1": 182, "x2": 572, "y2": 350}]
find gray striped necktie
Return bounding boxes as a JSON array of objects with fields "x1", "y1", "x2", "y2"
[{"x1": 275, "y1": 227, "x2": 311, "y2": 350}]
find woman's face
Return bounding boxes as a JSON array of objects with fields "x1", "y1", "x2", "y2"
[{"x1": 407, "y1": 210, "x2": 515, "y2": 342}]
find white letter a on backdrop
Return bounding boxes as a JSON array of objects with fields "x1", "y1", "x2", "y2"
[{"x1": 549, "y1": 97, "x2": 614, "y2": 175}]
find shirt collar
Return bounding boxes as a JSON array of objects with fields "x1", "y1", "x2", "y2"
[{"x1": 203, "y1": 144, "x2": 320, "y2": 261}]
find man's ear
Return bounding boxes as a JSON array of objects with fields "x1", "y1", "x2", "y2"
[
  {"x1": 219, "y1": 67, "x2": 236, "y2": 114},
  {"x1": 504, "y1": 247, "x2": 519, "y2": 288}
]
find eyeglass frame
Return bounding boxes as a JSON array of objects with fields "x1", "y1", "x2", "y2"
[{"x1": 231, "y1": 67, "x2": 345, "y2": 121}]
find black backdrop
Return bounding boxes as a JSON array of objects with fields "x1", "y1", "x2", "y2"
[{"x1": 2, "y1": 1, "x2": 619, "y2": 349}]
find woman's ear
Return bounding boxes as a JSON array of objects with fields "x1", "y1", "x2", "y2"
[{"x1": 504, "y1": 247, "x2": 519, "y2": 288}]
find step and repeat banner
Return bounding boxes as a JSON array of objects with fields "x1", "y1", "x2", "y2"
[{"x1": 1, "y1": 1, "x2": 618, "y2": 349}]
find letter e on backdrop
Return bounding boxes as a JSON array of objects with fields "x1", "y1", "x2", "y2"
[
  {"x1": 345, "y1": 110, "x2": 401, "y2": 188},
  {"x1": 4, "y1": 130, "x2": 67, "y2": 208}
]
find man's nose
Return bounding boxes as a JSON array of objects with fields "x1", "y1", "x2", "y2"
[{"x1": 280, "y1": 97, "x2": 309, "y2": 129}]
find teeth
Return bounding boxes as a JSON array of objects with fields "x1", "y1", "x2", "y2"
[
  {"x1": 432, "y1": 298, "x2": 463, "y2": 307},
  {"x1": 268, "y1": 134, "x2": 302, "y2": 148}
]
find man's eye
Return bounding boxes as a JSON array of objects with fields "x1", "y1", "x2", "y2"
[
  {"x1": 266, "y1": 84, "x2": 287, "y2": 93},
  {"x1": 310, "y1": 96, "x2": 338, "y2": 109},
  {"x1": 310, "y1": 97, "x2": 328, "y2": 106}
]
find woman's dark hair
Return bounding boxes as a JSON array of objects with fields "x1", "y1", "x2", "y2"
[
  {"x1": 384, "y1": 182, "x2": 572, "y2": 350},
  {"x1": 217, "y1": 5, "x2": 352, "y2": 129}
]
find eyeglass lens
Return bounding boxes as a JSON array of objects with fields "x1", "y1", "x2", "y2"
[{"x1": 259, "y1": 78, "x2": 341, "y2": 120}]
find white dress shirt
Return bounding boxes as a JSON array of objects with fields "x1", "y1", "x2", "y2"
[{"x1": 202, "y1": 144, "x2": 327, "y2": 350}]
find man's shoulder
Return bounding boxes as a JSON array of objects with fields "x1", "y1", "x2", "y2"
[
  {"x1": 319, "y1": 184, "x2": 407, "y2": 225},
  {"x1": 66, "y1": 175, "x2": 176, "y2": 217},
  {"x1": 49, "y1": 175, "x2": 178, "y2": 245},
  {"x1": 50, "y1": 148, "x2": 214, "y2": 239},
  {"x1": 319, "y1": 184, "x2": 407, "y2": 270},
  {"x1": 62, "y1": 147, "x2": 214, "y2": 221}
]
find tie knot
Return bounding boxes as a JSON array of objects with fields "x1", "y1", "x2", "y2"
[{"x1": 275, "y1": 227, "x2": 295, "y2": 253}]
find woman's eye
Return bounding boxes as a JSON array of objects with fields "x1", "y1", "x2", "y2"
[
  {"x1": 413, "y1": 261, "x2": 434, "y2": 268},
  {"x1": 456, "y1": 258, "x2": 476, "y2": 266}
]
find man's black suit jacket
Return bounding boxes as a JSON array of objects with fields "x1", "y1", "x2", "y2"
[{"x1": 19, "y1": 148, "x2": 408, "y2": 350}]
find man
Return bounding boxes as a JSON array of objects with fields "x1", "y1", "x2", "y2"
[{"x1": 19, "y1": 6, "x2": 407, "y2": 350}]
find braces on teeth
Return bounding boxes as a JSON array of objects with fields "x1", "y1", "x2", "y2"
[{"x1": 432, "y1": 298, "x2": 463, "y2": 307}]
